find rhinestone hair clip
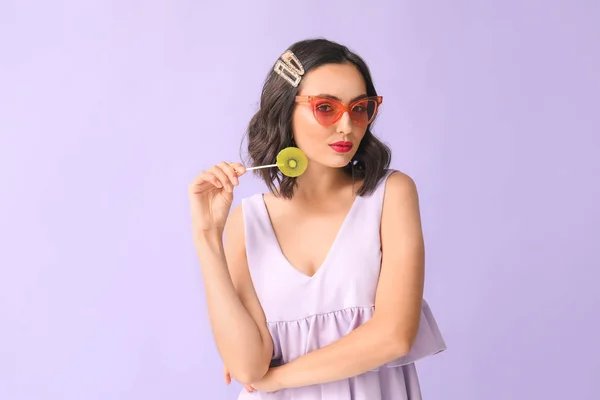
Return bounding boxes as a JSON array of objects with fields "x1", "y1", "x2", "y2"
[{"x1": 273, "y1": 50, "x2": 305, "y2": 87}]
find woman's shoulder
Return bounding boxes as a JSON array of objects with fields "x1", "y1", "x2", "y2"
[
  {"x1": 383, "y1": 169, "x2": 418, "y2": 193},
  {"x1": 373, "y1": 169, "x2": 420, "y2": 214},
  {"x1": 378, "y1": 169, "x2": 420, "y2": 220},
  {"x1": 367, "y1": 168, "x2": 418, "y2": 198}
]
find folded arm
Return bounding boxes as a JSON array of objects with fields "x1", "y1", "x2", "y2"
[{"x1": 195, "y1": 204, "x2": 273, "y2": 384}]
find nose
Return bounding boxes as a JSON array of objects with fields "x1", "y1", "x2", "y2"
[{"x1": 336, "y1": 110, "x2": 353, "y2": 136}]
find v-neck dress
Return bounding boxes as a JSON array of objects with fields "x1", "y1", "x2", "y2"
[{"x1": 238, "y1": 170, "x2": 446, "y2": 399}]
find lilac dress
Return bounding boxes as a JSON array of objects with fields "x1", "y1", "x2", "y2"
[{"x1": 238, "y1": 170, "x2": 446, "y2": 399}]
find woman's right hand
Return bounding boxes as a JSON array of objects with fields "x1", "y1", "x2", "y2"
[
  {"x1": 224, "y1": 364, "x2": 255, "y2": 393},
  {"x1": 188, "y1": 161, "x2": 247, "y2": 234}
]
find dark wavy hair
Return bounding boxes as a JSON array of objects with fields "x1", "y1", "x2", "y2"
[{"x1": 243, "y1": 38, "x2": 391, "y2": 199}]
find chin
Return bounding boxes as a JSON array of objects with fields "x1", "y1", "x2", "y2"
[
  {"x1": 330, "y1": 158, "x2": 352, "y2": 168},
  {"x1": 305, "y1": 147, "x2": 356, "y2": 169},
  {"x1": 324, "y1": 153, "x2": 355, "y2": 168}
]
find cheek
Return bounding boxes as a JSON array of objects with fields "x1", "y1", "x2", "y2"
[
  {"x1": 292, "y1": 108, "x2": 329, "y2": 144},
  {"x1": 354, "y1": 127, "x2": 368, "y2": 141}
]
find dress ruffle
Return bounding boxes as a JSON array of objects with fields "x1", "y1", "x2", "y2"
[
  {"x1": 267, "y1": 300, "x2": 446, "y2": 370},
  {"x1": 237, "y1": 301, "x2": 445, "y2": 399}
]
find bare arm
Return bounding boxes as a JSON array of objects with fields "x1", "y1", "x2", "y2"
[
  {"x1": 195, "y1": 204, "x2": 273, "y2": 384},
  {"x1": 257, "y1": 172, "x2": 424, "y2": 389}
]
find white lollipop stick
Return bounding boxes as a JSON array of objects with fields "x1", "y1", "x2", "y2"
[{"x1": 245, "y1": 164, "x2": 278, "y2": 171}]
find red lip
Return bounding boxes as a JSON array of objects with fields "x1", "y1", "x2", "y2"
[{"x1": 329, "y1": 141, "x2": 353, "y2": 153}]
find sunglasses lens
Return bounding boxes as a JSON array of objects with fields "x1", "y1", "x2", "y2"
[
  {"x1": 350, "y1": 99, "x2": 378, "y2": 126},
  {"x1": 313, "y1": 99, "x2": 341, "y2": 126},
  {"x1": 312, "y1": 98, "x2": 380, "y2": 127}
]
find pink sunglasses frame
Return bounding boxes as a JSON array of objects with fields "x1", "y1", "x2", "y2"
[{"x1": 295, "y1": 95, "x2": 383, "y2": 127}]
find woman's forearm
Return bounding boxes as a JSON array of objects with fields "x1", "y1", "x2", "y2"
[
  {"x1": 272, "y1": 317, "x2": 408, "y2": 389},
  {"x1": 195, "y1": 232, "x2": 270, "y2": 383}
]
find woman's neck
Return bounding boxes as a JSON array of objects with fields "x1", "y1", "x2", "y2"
[{"x1": 292, "y1": 164, "x2": 355, "y2": 203}]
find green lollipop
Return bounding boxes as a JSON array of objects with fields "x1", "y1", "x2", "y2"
[{"x1": 246, "y1": 147, "x2": 308, "y2": 177}]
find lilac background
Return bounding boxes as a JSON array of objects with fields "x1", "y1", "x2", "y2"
[{"x1": 1, "y1": 1, "x2": 599, "y2": 399}]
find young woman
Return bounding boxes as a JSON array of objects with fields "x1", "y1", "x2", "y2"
[{"x1": 189, "y1": 38, "x2": 446, "y2": 399}]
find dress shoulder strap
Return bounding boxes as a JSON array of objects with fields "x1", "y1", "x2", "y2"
[
  {"x1": 240, "y1": 193, "x2": 280, "y2": 274},
  {"x1": 360, "y1": 168, "x2": 397, "y2": 215},
  {"x1": 343, "y1": 169, "x2": 397, "y2": 242}
]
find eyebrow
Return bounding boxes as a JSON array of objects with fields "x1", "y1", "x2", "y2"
[{"x1": 316, "y1": 93, "x2": 368, "y2": 102}]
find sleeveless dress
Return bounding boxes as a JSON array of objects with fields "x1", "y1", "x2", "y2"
[{"x1": 238, "y1": 170, "x2": 446, "y2": 399}]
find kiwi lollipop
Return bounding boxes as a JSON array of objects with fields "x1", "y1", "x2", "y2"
[{"x1": 245, "y1": 147, "x2": 308, "y2": 177}]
